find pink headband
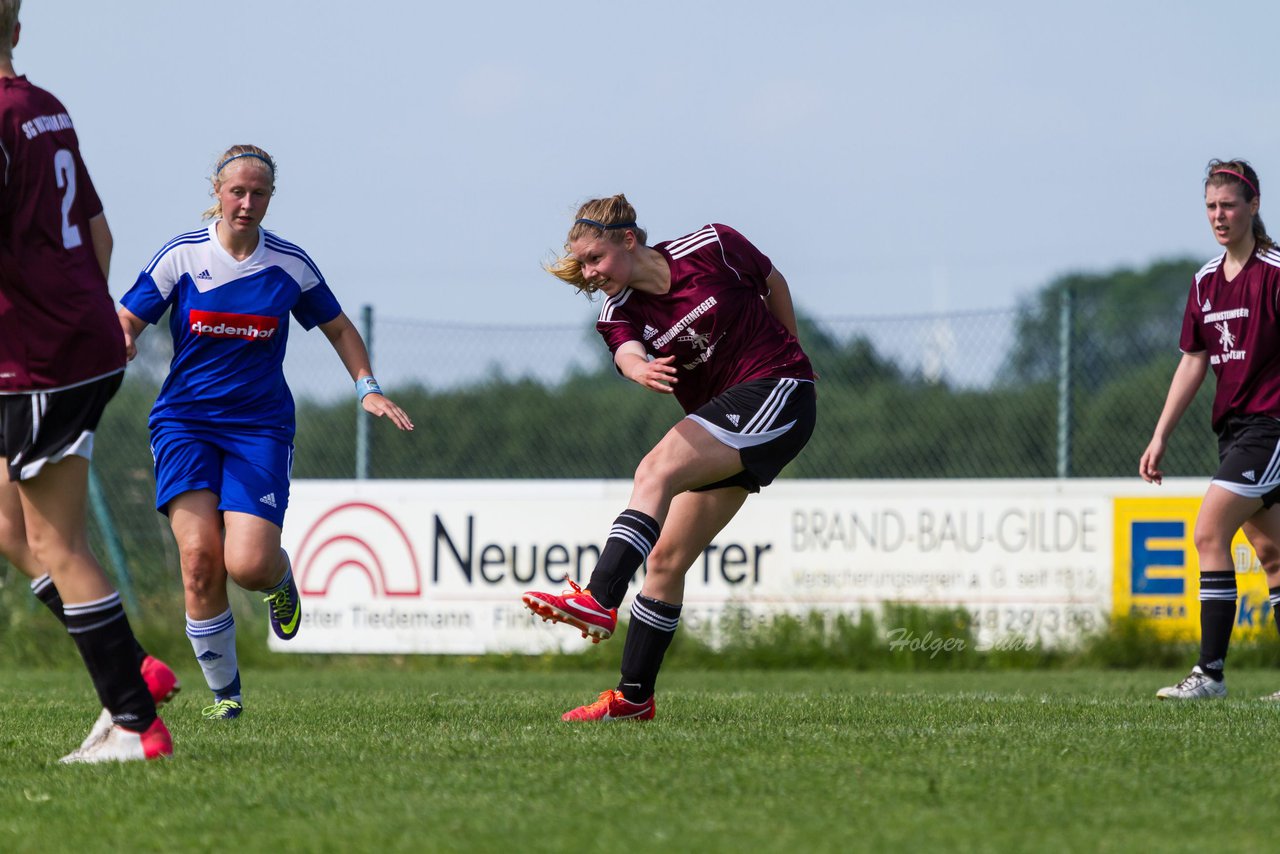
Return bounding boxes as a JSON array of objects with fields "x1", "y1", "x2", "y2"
[{"x1": 1212, "y1": 168, "x2": 1259, "y2": 197}]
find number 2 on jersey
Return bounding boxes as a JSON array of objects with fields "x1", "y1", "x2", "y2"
[{"x1": 54, "y1": 148, "x2": 83, "y2": 250}]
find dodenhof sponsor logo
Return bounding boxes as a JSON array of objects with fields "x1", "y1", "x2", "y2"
[{"x1": 189, "y1": 309, "x2": 279, "y2": 341}]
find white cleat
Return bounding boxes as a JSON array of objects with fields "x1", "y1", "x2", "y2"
[
  {"x1": 1259, "y1": 689, "x2": 1280, "y2": 702},
  {"x1": 75, "y1": 708, "x2": 115, "y2": 753},
  {"x1": 1156, "y1": 666, "x2": 1227, "y2": 700},
  {"x1": 59, "y1": 718, "x2": 173, "y2": 764}
]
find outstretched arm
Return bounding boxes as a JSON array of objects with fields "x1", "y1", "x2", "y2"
[
  {"x1": 1139, "y1": 351, "x2": 1209, "y2": 484},
  {"x1": 318, "y1": 312, "x2": 414, "y2": 431}
]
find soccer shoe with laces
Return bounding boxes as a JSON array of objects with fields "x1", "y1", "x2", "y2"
[
  {"x1": 264, "y1": 568, "x2": 302, "y2": 640},
  {"x1": 76, "y1": 654, "x2": 183, "y2": 752},
  {"x1": 522, "y1": 579, "x2": 617, "y2": 642},
  {"x1": 60, "y1": 717, "x2": 173, "y2": 764},
  {"x1": 1260, "y1": 689, "x2": 1280, "y2": 701},
  {"x1": 202, "y1": 698, "x2": 244, "y2": 720},
  {"x1": 1156, "y1": 666, "x2": 1227, "y2": 700},
  {"x1": 562, "y1": 689, "x2": 655, "y2": 722}
]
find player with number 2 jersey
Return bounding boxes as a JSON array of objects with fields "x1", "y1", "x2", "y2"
[
  {"x1": 0, "y1": 0, "x2": 172, "y2": 764},
  {"x1": 0, "y1": 68, "x2": 121, "y2": 391}
]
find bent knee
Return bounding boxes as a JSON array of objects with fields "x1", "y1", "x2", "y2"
[
  {"x1": 182, "y1": 565, "x2": 225, "y2": 603},
  {"x1": 1252, "y1": 540, "x2": 1280, "y2": 573},
  {"x1": 225, "y1": 552, "x2": 282, "y2": 591},
  {"x1": 1192, "y1": 528, "x2": 1236, "y2": 558}
]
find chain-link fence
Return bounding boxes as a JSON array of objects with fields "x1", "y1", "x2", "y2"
[{"x1": 81, "y1": 277, "x2": 1216, "y2": 597}]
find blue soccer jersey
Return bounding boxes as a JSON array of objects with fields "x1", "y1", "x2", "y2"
[{"x1": 121, "y1": 223, "x2": 342, "y2": 435}]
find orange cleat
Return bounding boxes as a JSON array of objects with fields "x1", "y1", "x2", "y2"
[
  {"x1": 522, "y1": 579, "x2": 617, "y2": 642},
  {"x1": 562, "y1": 689, "x2": 655, "y2": 722}
]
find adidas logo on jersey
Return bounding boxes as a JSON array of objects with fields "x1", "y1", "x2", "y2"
[
  {"x1": 196, "y1": 269, "x2": 213, "y2": 280},
  {"x1": 1243, "y1": 470, "x2": 1257, "y2": 482},
  {"x1": 726, "y1": 413, "x2": 741, "y2": 427},
  {"x1": 196, "y1": 650, "x2": 223, "y2": 662},
  {"x1": 260, "y1": 493, "x2": 278, "y2": 508},
  {"x1": 643, "y1": 325, "x2": 658, "y2": 341},
  {"x1": 1203, "y1": 299, "x2": 1212, "y2": 312}
]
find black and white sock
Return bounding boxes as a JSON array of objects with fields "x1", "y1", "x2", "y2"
[
  {"x1": 30, "y1": 573, "x2": 66, "y2": 623},
  {"x1": 37, "y1": 573, "x2": 147, "y2": 667},
  {"x1": 618, "y1": 594, "x2": 682, "y2": 703},
  {"x1": 1270, "y1": 585, "x2": 1280, "y2": 638},
  {"x1": 65, "y1": 592, "x2": 156, "y2": 732},
  {"x1": 1197, "y1": 570, "x2": 1237, "y2": 680},
  {"x1": 587, "y1": 510, "x2": 660, "y2": 610}
]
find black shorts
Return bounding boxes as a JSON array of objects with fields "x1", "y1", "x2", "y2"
[
  {"x1": 686, "y1": 377, "x2": 816, "y2": 494},
  {"x1": 0, "y1": 371, "x2": 122, "y2": 482},
  {"x1": 1214, "y1": 414, "x2": 1280, "y2": 507}
]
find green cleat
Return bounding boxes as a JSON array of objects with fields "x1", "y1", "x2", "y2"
[
  {"x1": 264, "y1": 567, "x2": 301, "y2": 640},
  {"x1": 202, "y1": 699, "x2": 244, "y2": 720}
]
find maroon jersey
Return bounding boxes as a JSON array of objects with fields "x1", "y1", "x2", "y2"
[
  {"x1": 1179, "y1": 248, "x2": 1280, "y2": 432},
  {"x1": 0, "y1": 76, "x2": 124, "y2": 392},
  {"x1": 596, "y1": 224, "x2": 814, "y2": 413}
]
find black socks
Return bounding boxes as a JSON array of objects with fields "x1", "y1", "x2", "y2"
[
  {"x1": 1197, "y1": 570, "x2": 1237, "y2": 680},
  {"x1": 65, "y1": 593, "x2": 156, "y2": 732},
  {"x1": 618, "y1": 594, "x2": 682, "y2": 703},
  {"x1": 587, "y1": 510, "x2": 660, "y2": 610}
]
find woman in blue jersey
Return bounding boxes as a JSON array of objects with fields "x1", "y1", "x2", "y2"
[{"x1": 118, "y1": 144, "x2": 413, "y2": 720}]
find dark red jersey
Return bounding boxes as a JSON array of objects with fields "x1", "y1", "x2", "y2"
[
  {"x1": 0, "y1": 76, "x2": 124, "y2": 391},
  {"x1": 595, "y1": 223, "x2": 814, "y2": 413},
  {"x1": 1180, "y1": 248, "x2": 1280, "y2": 432}
]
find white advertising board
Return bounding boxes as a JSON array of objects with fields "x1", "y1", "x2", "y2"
[{"x1": 269, "y1": 478, "x2": 1144, "y2": 654}]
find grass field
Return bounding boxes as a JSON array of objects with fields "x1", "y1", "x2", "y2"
[{"x1": 2, "y1": 666, "x2": 1278, "y2": 852}]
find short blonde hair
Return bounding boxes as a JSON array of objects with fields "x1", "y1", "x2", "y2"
[
  {"x1": 0, "y1": 0, "x2": 20, "y2": 60},
  {"x1": 545, "y1": 194, "x2": 647, "y2": 292},
  {"x1": 202, "y1": 144, "x2": 276, "y2": 220}
]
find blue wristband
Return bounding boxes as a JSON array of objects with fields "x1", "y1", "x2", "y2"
[{"x1": 356, "y1": 376, "x2": 383, "y2": 401}]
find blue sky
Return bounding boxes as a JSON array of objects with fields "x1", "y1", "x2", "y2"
[{"x1": 16, "y1": 0, "x2": 1280, "y2": 325}]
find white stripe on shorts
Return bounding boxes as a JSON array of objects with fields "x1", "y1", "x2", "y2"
[
  {"x1": 1212, "y1": 436, "x2": 1280, "y2": 499},
  {"x1": 742, "y1": 379, "x2": 798, "y2": 434},
  {"x1": 19, "y1": 429, "x2": 95, "y2": 481}
]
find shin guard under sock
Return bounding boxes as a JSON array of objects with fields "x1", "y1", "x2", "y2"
[
  {"x1": 587, "y1": 510, "x2": 660, "y2": 609},
  {"x1": 1270, "y1": 585, "x2": 1280, "y2": 639},
  {"x1": 186, "y1": 608, "x2": 240, "y2": 699},
  {"x1": 34, "y1": 573, "x2": 147, "y2": 668},
  {"x1": 1197, "y1": 570, "x2": 1237, "y2": 679},
  {"x1": 619, "y1": 594, "x2": 682, "y2": 702},
  {"x1": 65, "y1": 592, "x2": 157, "y2": 732}
]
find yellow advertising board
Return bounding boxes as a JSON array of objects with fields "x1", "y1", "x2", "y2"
[{"x1": 1113, "y1": 497, "x2": 1272, "y2": 640}]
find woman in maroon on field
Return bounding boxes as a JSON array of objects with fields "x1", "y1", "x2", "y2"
[
  {"x1": 522, "y1": 194, "x2": 816, "y2": 721},
  {"x1": 0, "y1": 0, "x2": 172, "y2": 761},
  {"x1": 1142, "y1": 159, "x2": 1280, "y2": 700}
]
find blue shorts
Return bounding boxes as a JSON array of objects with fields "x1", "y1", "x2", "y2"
[{"x1": 151, "y1": 426, "x2": 293, "y2": 527}]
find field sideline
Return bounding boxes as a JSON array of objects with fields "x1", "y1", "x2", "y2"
[{"x1": 1, "y1": 667, "x2": 1275, "y2": 852}]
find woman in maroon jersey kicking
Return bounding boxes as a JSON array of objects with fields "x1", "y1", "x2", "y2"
[
  {"x1": 1142, "y1": 159, "x2": 1280, "y2": 701},
  {"x1": 522, "y1": 194, "x2": 816, "y2": 721}
]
